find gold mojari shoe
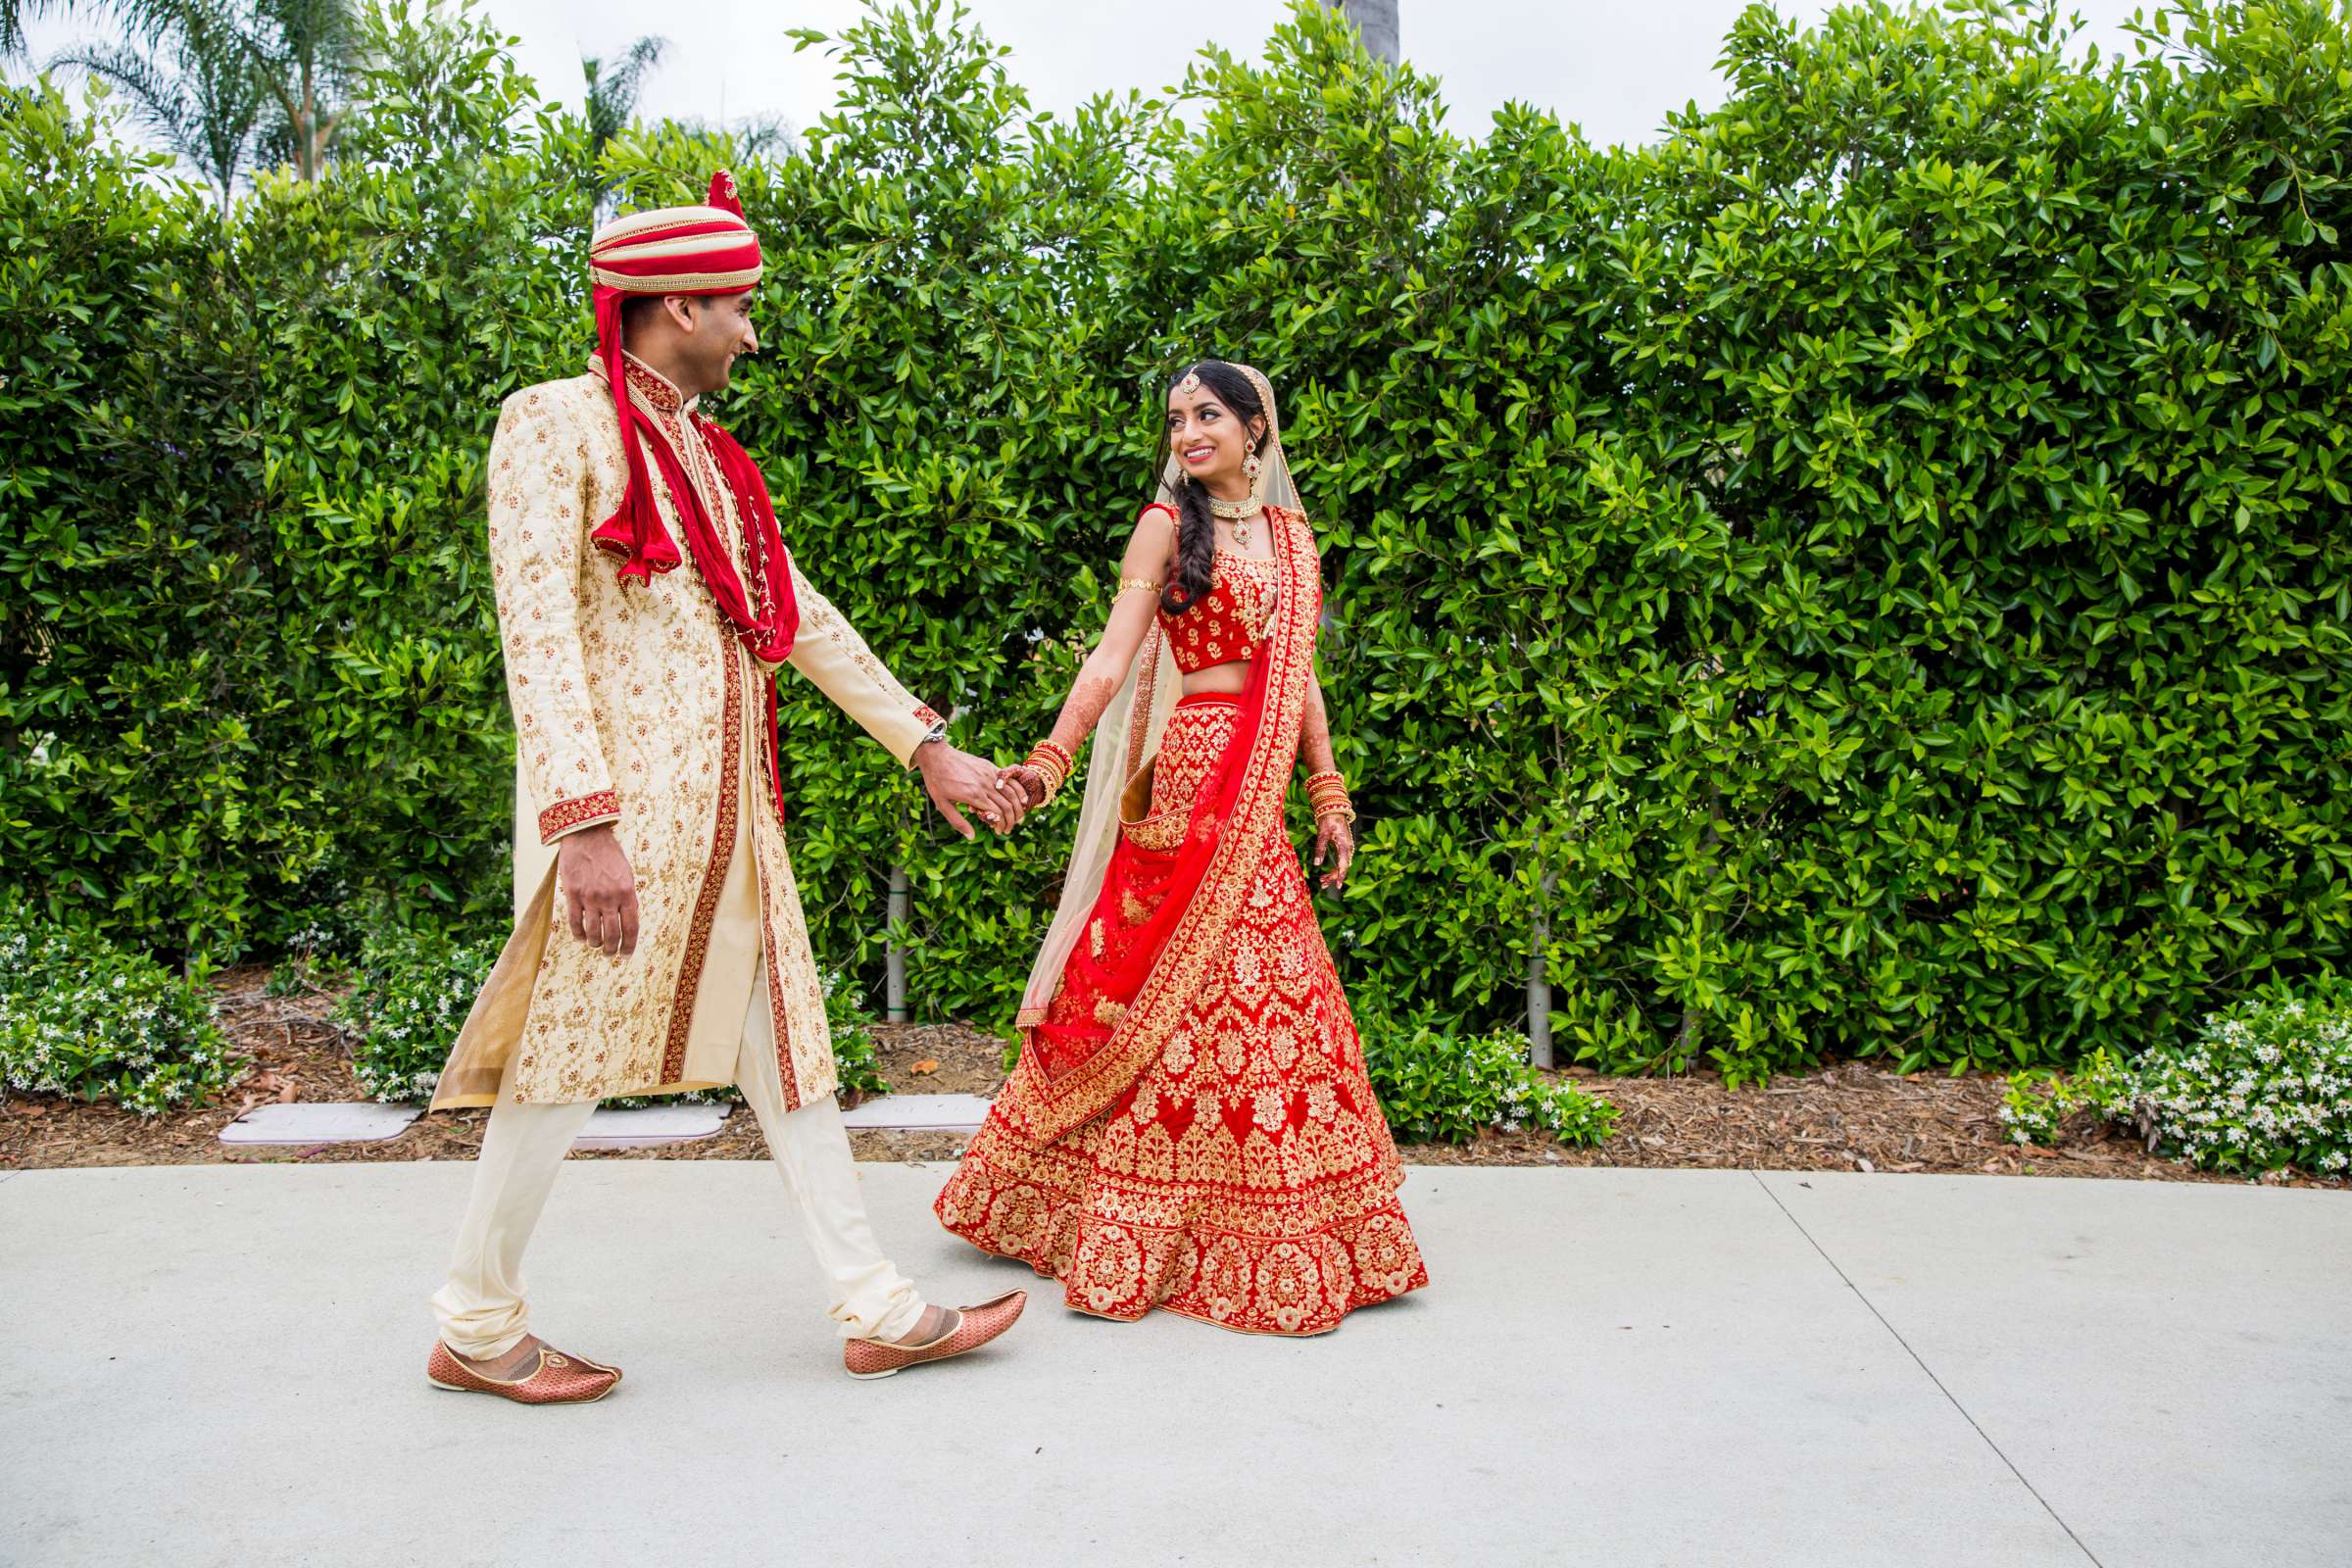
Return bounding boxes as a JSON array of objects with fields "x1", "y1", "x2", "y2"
[
  {"x1": 426, "y1": 1340, "x2": 621, "y2": 1404},
  {"x1": 843, "y1": 1290, "x2": 1027, "y2": 1380}
]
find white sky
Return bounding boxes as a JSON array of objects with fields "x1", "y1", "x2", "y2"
[{"x1": 24, "y1": 0, "x2": 2160, "y2": 154}]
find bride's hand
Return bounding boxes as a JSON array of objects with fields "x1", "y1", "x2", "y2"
[
  {"x1": 997, "y1": 762, "x2": 1048, "y2": 809},
  {"x1": 1313, "y1": 814, "x2": 1354, "y2": 890}
]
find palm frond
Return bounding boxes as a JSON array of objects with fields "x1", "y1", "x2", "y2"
[
  {"x1": 47, "y1": 12, "x2": 264, "y2": 200},
  {"x1": 49, "y1": 40, "x2": 197, "y2": 147},
  {"x1": 583, "y1": 32, "x2": 665, "y2": 149},
  {"x1": 606, "y1": 32, "x2": 665, "y2": 104}
]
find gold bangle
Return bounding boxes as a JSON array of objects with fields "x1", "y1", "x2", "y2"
[
  {"x1": 1024, "y1": 743, "x2": 1071, "y2": 802},
  {"x1": 1307, "y1": 773, "x2": 1353, "y2": 822}
]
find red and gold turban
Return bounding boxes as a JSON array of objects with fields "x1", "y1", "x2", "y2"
[{"x1": 585, "y1": 170, "x2": 765, "y2": 587}]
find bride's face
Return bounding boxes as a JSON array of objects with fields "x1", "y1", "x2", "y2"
[{"x1": 1166, "y1": 384, "x2": 1258, "y2": 492}]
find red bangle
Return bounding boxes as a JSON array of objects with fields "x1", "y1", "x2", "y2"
[{"x1": 1024, "y1": 743, "x2": 1072, "y2": 802}]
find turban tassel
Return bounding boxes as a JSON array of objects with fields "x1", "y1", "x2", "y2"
[
  {"x1": 708, "y1": 168, "x2": 745, "y2": 217},
  {"x1": 588, "y1": 282, "x2": 683, "y2": 582}
]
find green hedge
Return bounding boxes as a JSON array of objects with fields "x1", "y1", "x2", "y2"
[{"x1": 5, "y1": 0, "x2": 2349, "y2": 1084}]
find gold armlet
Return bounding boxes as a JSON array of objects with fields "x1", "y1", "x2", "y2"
[{"x1": 1115, "y1": 577, "x2": 1164, "y2": 600}]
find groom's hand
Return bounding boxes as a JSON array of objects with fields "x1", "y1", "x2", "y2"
[
  {"x1": 915, "y1": 740, "x2": 1030, "y2": 839},
  {"x1": 558, "y1": 823, "x2": 639, "y2": 956}
]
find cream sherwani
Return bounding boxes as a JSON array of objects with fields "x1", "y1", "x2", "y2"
[
  {"x1": 428, "y1": 354, "x2": 937, "y2": 1354},
  {"x1": 432, "y1": 356, "x2": 941, "y2": 1113}
]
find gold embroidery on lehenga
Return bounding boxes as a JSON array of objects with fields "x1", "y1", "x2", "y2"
[{"x1": 936, "y1": 511, "x2": 1428, "y2": 1337}]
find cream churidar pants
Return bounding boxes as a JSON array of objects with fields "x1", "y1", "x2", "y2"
[{"x1": 428, "y1": 959, "x2": 927, "y2": 1359}]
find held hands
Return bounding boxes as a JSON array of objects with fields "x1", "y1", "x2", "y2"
[
  {"x1": 915, "y1": 739, "x2": 1032, "y2": 839},
  {"x1": 1313, "y1": 814, "x2": 1354, "y2": 891},
  {"x1": 996, "y1": 762, "x2": 1050, "y2": 809},
  {"x1": 559, "y1": 824, "x2": 639, "y2": 957}
]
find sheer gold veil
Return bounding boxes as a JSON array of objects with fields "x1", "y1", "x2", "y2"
[{"x1": 1014, "y1": 362, "x2": 1300, "y2": 1028}]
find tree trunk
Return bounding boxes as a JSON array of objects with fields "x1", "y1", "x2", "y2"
[
  {"x1": 298, "y1": 74, "x2": 316, "y2": 180},
  {"x1": 1325, "y1": 0, "x2": 1399, "y2": 64},
  {"x1": 1527, "y1": 867, "x2": 1557, "y2": 1068},
  {"x1": 885, "y1": 861, "x2": 909, "y2": 1023},
  {"x1": 1669, "y1": 782, "x2": 1724, "y2": 1071}
]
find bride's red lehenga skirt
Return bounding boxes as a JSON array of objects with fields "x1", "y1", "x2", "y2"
[{"x1": 935, "y1": 694, "x2": 1428, "y2": 1336}]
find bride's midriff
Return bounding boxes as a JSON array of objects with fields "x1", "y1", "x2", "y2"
[{"x1": 1182, "y1": 660, "x2": 1250, "y2": 697}]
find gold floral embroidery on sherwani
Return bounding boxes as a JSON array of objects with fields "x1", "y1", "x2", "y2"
[{"x1": 433, "y1": 357, "x2": 943, "y2": 1111}]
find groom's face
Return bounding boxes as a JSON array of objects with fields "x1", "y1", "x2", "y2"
[{"x1": 680, "y1": 288, "x2": 760, "y2": 396}]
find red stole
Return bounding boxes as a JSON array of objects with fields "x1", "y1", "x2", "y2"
[{"x1": 605, "y1": 363, "x2": 804, "y2": 820}]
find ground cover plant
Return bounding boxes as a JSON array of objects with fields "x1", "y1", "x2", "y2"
[
  {"x1": 0, "y1": 914, "x2": 239, "y2": 1116},
  {"x1": 2004, "y1": 982, "x2": 2352, "y2": 1179},
  {"x1": 3, "y1": 0, "x2": 2347, "y2": 1096},
  {"x1": 1360, "y1": 1013, "x2": 1619, "y2": 1146},
  {"x1": 334, "y1": 923, "x2": 498, "y2": 1102}
]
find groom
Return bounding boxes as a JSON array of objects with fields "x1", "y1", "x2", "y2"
[{"x1": 421, "y1": 172, "x2": 1030, "y2": 1402}]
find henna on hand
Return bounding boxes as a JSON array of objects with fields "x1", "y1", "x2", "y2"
[
  {"x1": 1314, "y1": 814, "x2": 1355, "y2": 890},
  {"x1": 997, "y1": 762, "x2": 1050, "y2": 808},
  {"x1": 1301, "y1": 672, "x2": 1339, "y2": 778},
  {"x1": 1043, "y1": 671, "x2": 1122, "y2": 761},
  {"x1": 917, "y1": 743, "x2": 1030, "y2": 837}
]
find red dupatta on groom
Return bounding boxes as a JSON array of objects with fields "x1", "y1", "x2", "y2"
[{"x1": 1013, "y1": 507, "x2": 1324, "y2": 1145}]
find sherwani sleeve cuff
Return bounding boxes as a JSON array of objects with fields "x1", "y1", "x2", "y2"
[
  {"x1": 538, "y1": 789, "x2": 621, "y2": 845},
  {"x1": 858, "y1": 702, "x2": 941, "y2": 771}
]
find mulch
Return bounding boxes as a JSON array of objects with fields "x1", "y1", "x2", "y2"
[{"x1": 0, "y1": 967, "x2": 2336, "y2": 1187}]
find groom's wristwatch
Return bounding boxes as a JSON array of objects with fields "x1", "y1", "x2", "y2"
[{"x1": 915, "y1": 718, "x2": 949, "y2": 753}]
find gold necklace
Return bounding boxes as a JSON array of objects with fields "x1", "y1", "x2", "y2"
[{"x1": 1208, "y1": 493, "x2": 1260, "y2": 546}]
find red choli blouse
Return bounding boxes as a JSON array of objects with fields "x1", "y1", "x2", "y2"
[{"x1": 1144, "y1": 504, "x2": 1282, "y2": 673}]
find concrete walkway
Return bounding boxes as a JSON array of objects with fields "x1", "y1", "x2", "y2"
[{"x1": 1, "y1": 1162, "x2": 2344, "y2": 1567}]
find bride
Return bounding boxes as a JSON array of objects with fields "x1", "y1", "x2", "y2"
[{"x1": 933, "y1": 360, "x2": 1427, "y2": 1336}]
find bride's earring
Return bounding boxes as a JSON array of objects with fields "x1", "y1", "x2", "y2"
[{"x1": 1243, "y1": 439, "x2": 1262, "y2": 484}]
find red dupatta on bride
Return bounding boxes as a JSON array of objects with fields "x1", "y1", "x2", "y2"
[{"x1": 1015, "y1": 506, "x2": 1323, "y2": 1144}]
